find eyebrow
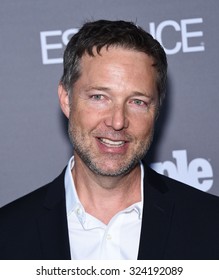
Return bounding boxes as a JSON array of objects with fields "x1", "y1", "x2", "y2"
[
  {"x1": 84, "y1": 86, "x2": 111, "y2": 92},
  {"x1": 85, "y1": 86, "x2": 154, "y2": 99},
  {"x1": 131, "y1": 91, "x2": 153, "y2": 99}
]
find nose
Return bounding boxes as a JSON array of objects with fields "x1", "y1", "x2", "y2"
[{"x1": 104, "y1": 104, "x2": 129, "y2": 131}]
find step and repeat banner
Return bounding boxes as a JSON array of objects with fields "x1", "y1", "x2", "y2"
[{"x1": 0, "y1": 0, "x2": 218, "y2": 206}]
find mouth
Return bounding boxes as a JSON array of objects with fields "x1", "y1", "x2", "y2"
[{"x1": 98, "y1": 137, "x2": 126, "y2": 147}]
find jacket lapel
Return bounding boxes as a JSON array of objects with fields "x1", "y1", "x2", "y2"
[
  {"x1": 37, "y1": 169, "x2": 71, "y2": 260},
  {"x1": 138, "y1": 166, "x2": 175, "y2": 259},
  {"x1": 36, "y1": 165, "x2": 174, "y2": 260}
]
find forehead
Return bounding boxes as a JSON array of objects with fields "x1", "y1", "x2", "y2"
[
  {"x1": 79, "y1": 46, "x2": 156, "y2": 79},
  {"x1": 82, "y1": 46, "x2": 154, "y2": 64},
  {"x1": 73, "y1": 46, "x2": 158, "y2": 98}
]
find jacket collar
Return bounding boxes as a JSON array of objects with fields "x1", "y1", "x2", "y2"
[
  {"x1": 37, "y1": 168, "x2": 71, "y2": 260},
  {"x1": 37, "y1": 164, "x2": 174, "y2": 260},
  {"x1": 138, "y1": 165, "x2": 175, "y2": 259}
]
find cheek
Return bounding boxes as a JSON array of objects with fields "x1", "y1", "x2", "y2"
[
  {"x1": 70, "y1": 106, "x2": 102, "y2": 131},
  {"x1": 129, "y1": 113, "x2": 155, "y2": 136}
]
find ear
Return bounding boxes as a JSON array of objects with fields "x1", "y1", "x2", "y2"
[{"x1": 58, "y1": 83, "x2": 70, "y2": 118}]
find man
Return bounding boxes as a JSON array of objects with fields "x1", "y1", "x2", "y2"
[{"x1": 1, "y1": 20, "x2": 219, "y2": 260}]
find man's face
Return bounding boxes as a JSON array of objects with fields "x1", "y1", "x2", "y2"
[{"x1": 66, "y1": 46, "x2": 158, "y2": 177}]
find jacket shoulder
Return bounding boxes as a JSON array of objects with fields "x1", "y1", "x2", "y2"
[
  {"x1": 144, "y1": 163, "x2": 219, "y2": 202},
  {"x1": 0, "y1": 168, "x2": 66, "y2": 225}
]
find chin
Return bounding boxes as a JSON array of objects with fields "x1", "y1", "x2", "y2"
[{"x1": 89, "y1": 159, "x2": 139, "y2": 177}]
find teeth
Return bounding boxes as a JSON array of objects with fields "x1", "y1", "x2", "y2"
[{"x1": 100, "y1": 138, "x2": 125, "y2": 147}]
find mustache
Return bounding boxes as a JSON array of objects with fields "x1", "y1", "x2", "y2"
[{"x1": 91, "y1": 130, "x2": 134, "y2": 142}]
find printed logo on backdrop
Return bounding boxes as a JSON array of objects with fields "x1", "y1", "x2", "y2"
[
  {"x1": 40, "y1": 17, "x2": 205, "y2": 64},
  {"x1": 150, "y1": 150, "x2": 213, "y2": 192}
]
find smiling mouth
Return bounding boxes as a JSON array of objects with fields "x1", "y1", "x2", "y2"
[{"x1": 98, "y1": 137, "x2": 126, "y2": 147}]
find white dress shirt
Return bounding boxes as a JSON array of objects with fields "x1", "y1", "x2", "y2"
[{"x1": 64, "y1": 156, "x2": 144, "y2": 260}]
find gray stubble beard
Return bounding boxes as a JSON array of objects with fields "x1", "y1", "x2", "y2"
[{"x1": 68, "y1": 121, "x2": 154, "y2": 177}]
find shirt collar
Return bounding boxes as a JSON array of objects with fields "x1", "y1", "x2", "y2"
[
  {"x1": 64, "y1": 156, "x2": 81, "y2": 215},
  {"x1": 64, "y1": 156, "x2": 144, "y2": 220}
]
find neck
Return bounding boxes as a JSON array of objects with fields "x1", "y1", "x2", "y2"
[{"x1": 72, "y1": 156, "x2": 141, "y2": 224}]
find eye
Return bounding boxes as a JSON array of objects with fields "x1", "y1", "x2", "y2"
[
  {"x1": 131, "y1": 99, "x2": 147, "y2": 107},
  {"x1": 91, "y1": 94, "x2": 104, "y2": 100}
]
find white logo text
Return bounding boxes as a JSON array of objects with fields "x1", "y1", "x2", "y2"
[{"x1": 151, "y1": 150, "x2": 213, "y2": 192}]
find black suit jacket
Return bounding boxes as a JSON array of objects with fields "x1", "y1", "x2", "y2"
[{"x1": 1, "y1": 164, "x2": 219, "y2": 260}]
